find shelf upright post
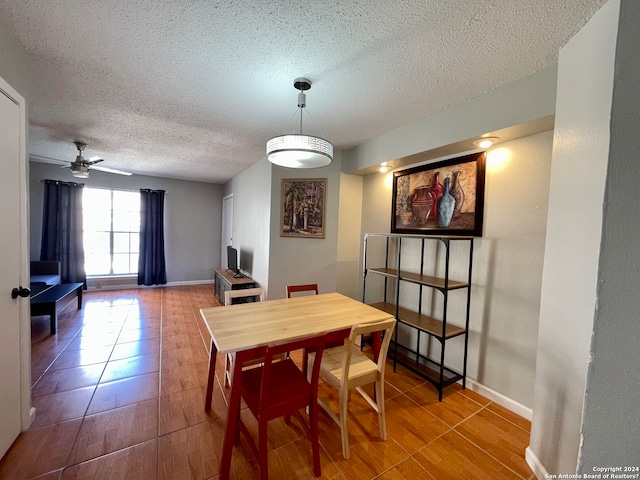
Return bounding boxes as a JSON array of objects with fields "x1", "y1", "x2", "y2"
[
  {"x1": 383, "y1": 236, "x2": 390, "y2": 304},
  {"x1": 416, "y1": 237, "x2": 425, "y2": 367},
  {"x1": 362, "y1": 233, "x2": 369, "y2": 303},
  {"x1": 462, "y1": 237, "x2": 474, "y2": 388},
  {"x1": 437, "y1": 238, "x2": 451, "y2": 400},
  {"x1": 392, "y1": 236, "x2": 403, "y2": 371}
]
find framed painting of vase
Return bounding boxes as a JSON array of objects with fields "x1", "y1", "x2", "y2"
[{"x1": 391, "y1": 152, "x2": 486, "y2": 236}]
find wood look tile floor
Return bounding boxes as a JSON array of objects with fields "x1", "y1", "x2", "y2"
[{"x1": 0, "y1": 285, "x2": 535, "y2": 480}]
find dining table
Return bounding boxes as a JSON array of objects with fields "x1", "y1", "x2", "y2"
[{"x1": 200, "y1": 291, "x2": 394, "y2": 479}]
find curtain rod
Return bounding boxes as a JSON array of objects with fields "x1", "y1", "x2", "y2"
[{"x1": 40, "y1": 180, "x2": 167, "y2": 194}]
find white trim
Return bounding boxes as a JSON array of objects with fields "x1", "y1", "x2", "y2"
[
  {"x1": 525, "y1": 446, "x2": 548, "y2": 480},
  {"x1": 466, "y1": 378, "x2": 533, "y2": 421},
  {"x1": 86, "y1": 279, "x2": 215, "y2": 291}
]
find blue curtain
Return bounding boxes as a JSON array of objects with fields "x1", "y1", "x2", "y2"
[
  {"x1": 40, "y1": 179, "x2": 86, "y2": 285},
  {"x1": 138, "y1": 189, "x2": 167, "y2": 286}
]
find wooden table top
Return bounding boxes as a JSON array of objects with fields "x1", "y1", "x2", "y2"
[{"x1": 200, "y1": 292, "x2": 394, "y2": 354}]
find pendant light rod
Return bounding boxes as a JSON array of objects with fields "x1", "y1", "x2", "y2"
[{"x1": 266, "y1": 77, "x2": 333, "y2": 169}]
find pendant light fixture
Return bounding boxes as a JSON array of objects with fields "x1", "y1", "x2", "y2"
[{"x1": 266, "y1": 78, "x2": 333, "y2": 168}]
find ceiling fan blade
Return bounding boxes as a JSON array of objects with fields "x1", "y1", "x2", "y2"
[
  {"x1": 87, "y1": 158, "x2": 104, "y2": 165},
  {"x1": 29, "y1": 153, "x2": 68, "y2": 166},
  {"x1": 91, "y1": 165, "x2": 132, "y2": 176}
]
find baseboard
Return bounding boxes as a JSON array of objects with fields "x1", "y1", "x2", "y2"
[
  {"x1": 465, "y1": 378, "x2": 533, "y2": 421},
  {"x1": 86, "y1": 279, "x2": 214, "y2": 291},
  {"x1": 525, "y1": 446, "x2": 547, "y2": 480}
]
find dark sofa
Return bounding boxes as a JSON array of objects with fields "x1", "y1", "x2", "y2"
[{"x1": 30, "y1": 261, "x2": 61, "y2": 286}]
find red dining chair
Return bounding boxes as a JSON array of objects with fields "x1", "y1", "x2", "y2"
[
  {"x1": 236, "y1": 332, "x2": 329, "y2": 480},
  {"x1": 223, "y1": 287, "x2": 266, "y2": 388},
  {"x1": 286, "y1": 283, "x2": 319, "y2": 297}
]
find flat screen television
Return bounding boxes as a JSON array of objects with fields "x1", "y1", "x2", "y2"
[{"x1": 226, "y1": 245, "x2": 241, "y2": 277}]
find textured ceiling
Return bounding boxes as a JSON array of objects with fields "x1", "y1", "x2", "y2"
[{"x1": 0, "y1": 0, "x2": 606, "y2": 183}]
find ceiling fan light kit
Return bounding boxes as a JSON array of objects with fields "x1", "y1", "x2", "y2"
[
  {"x1": 61, "y1": 141, "x2": 131, "y2": 178},
  {"x1": 71, "y1": 164, "x2": 90, "y2": 178},
  {"x1": 266, "y1": 78, "x2": 333, "y2": 169}
]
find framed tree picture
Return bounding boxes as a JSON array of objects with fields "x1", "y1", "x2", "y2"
[
  {"x1": 391, "y1": 152, "x2": 486, "y2": 236},
  {"x1": 280, "y1": 178, "x2": 326, "y2": 238}
]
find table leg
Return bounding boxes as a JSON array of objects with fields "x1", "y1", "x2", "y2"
[
  {"x1": 77, "y1": 285, "x2": 83, "y2": 309},
  {"x1": 205, "y1": 339, "x2": 218, "y2": 411},
  {"x1": 49, "y1": 308, "x2": 57, "y2": 335},
  {"x1": 219, "y1": 350, "x2": 245, "y2": 480}
]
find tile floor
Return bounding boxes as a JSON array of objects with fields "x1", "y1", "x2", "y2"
[{"x1": 0, "y1": 285, "x2": 534, "y2": 479}]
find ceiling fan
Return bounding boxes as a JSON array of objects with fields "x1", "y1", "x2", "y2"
[{"x1": 62, "y1": 141, "x2": 132, "y2": 178}]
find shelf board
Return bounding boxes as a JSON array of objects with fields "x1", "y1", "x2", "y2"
[
  {"x1": 369, "y1": 301, "x2": 466, "y2": 339},
  {"x1": 367, "y1": 267, "x2": 468, "y2": 290},
  {"x1": 392, "y1": 348, "x2": 463, "y2": 387},
  {"x1": 365, "y1": 233, "x2": 474, "y2": 241}
]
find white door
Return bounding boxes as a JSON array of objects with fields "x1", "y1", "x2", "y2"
[
  {"x1": 221, "y1": 194, "x2": 233, "y2": 268},
  {"x1": 0, "y1": 77, "x2": 30, "y2": 458}
]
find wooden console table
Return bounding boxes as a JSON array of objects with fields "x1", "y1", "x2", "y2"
[{"x1": 214, "y1": 268, "x2": 257, "y2": 305}]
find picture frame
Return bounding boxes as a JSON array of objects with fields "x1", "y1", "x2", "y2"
[
  {"x1": 391, "y1": 152, "x2": 486, "y2": 236},
  {"x1": 280, "y1": 178, "x2": 327, "y2": 238}
]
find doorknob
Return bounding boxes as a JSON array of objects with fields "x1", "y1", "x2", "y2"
[{"x1": 11, "y1": 286, "x2": 31, "y2": 299}]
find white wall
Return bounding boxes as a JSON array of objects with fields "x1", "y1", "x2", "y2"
[
  {"x1": 343, "y1": 66, "x2": 557, "y2": 173},
  {"x1": 267, "y1": 152, "x2": 343, "y2": 299},
  {"x1": 222, "y1": 67, "x2": 559, "y2": 410},
  {"x1": 0, "y1": 15, "x2": 30, "y2": 100},
  {"x1": 225, "y1": 158, "x2": 272, "y2": 294},
  {"x1": 360, "y1": 132, "x2": 552, "y2": 409},
  {"x1": 578, "y1": 0, "x2": 640, "y2": 471},
  {"x1": 29, "y1": 162, "x2": 223, "y2": 284},
  {"x1": 528, "y1": 0, "x2": 619, "y2": 475},
  {"x1": 336, "y1": 172, "x2": 364, "y2": 301}
]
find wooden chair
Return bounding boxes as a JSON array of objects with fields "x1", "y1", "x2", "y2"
[
  {"x1": 223, "y1": 287, "x2": 266, "y2": 388},
  {"x1": 236, "y1": 332, "x2": 329, "y2": 480},
  {"x1": 286, "y1": 283, "x2": 319, "y2": 297},
  {"x1": 308, "y1": 318, "x2": 396, "y2": 459}
]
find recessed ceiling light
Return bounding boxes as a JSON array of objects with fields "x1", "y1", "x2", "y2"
[{"x1": 473, "y1": 136, "x2": 500, "y2": 149}]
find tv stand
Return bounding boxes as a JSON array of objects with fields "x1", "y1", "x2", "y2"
[
  {"x1": 232, "y1": 272, "x2": 244, "y2": 278},
  {"x1": 214, "y1": 268, "x2": 257, "y2": 305}
]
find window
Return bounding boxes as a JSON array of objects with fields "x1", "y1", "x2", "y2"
[{"x1": 83, "y1": 188, "x2": 140, "y2": 276}]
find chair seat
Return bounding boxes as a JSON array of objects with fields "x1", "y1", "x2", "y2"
[
  {"x1": 311, "y1": 345, "x2": 378, "y2": 384},
  {"x1": 241, "y1": 357, "x2": 312, "y2": 416}
]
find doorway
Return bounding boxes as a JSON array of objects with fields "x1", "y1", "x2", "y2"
[
  {"x1": 0, "y1": 75, "x2": 31, "y2": 458},
  {"x1": 221, "y1": 194, "x2": 234, "y2": 269}
]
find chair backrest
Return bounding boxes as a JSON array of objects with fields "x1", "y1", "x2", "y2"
[
  {"x1": 258, "y1": 332, "x2": 328, "y2": 413},
  {"x1": 225, "y1": 287, "x2": 265, "y2": 305},
  {"x1": 343, "y1": 318, "x2": 396, "y2": 377},
  {"x1": 286, "y1": 284, "x2": 319, "y2": 298}
]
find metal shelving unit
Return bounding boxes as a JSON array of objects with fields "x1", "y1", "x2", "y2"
[{"x1": 362, "y1": 233, "x2": 474, "y2": 401}]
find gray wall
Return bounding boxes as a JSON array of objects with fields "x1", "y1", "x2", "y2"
[
  {"x1": 29, "y1": 161, "x2": 223, "y2": 285},
  {"x1": 224, "y1": 158, "x2": 272, "y2": 293}
]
